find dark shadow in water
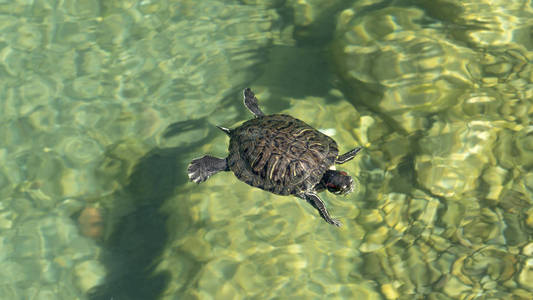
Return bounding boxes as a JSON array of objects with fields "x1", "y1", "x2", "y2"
[
  {"x1": 87, "y1": 149, "x2": 176, "y2": 300},
  {"x1": 85, "y1": 2, "x2": 384, "y2": 297},
  {"x1": 87, "y1": 120, "x2": 212, "y2": 300},
  {"x1": 256, "y1": 45, "x2": 333, "y2": 100}
]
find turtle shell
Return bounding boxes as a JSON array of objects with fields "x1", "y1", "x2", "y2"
[{"x1": 227, "y1": 114, "x2": 338, "y2": 195}]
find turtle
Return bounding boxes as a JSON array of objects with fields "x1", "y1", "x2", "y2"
[{"x1": 187, "y1": 88, "x2": 362, "y2": 227}]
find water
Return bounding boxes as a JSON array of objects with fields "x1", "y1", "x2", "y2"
[{"x1": 0, "y1": 0, "x2": 532, "y2": 299}]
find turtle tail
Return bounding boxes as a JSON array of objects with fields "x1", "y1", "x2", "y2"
[{"x1": 216, "y1": 125, "x2": 231, "y2": 135}]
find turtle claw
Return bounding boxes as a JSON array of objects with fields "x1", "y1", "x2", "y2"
[
  {"x1": 243, "y1": 88, "x2": 265, "y2": 117},
  {"x1": 335, "y1": 147, "x2": 362, "y2": 164},
  {"x1": 329, "y1": 218, "x2": 343, "y2": 227},
  {"x1": 187, "y1": 155, "x2": 228, "y2": 183},
  {"x1": 187, "y1": 160, "x2": 206, "y2": 183},
  {"x1": 302, "y1": 192, "x2": 343, "y2": 228}
]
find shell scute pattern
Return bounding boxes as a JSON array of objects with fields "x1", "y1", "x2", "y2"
[
  {"x1": 188, "y1": 88, "x2": 362, "y2": 227},
  {"x1": 228, "y1": 114, "x2": 338, "y2": 195}
]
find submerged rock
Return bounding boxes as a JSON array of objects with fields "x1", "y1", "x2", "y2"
[{"x1": 332, "y1": 5, "x2": 480, "y2": 133}]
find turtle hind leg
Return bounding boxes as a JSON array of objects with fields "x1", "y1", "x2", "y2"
[
  {"x1": 301, "y1": 192, "x2": 342, "y2": 227},
  {"x1": 335, "y1": 147, "x2": 362, "y2": 164},
  {"x1": 243, "y1": 88, "x2": 265, "y2": 117},
  {"x1": 187, "y1": 155, "x2": 229, "y2": 183}
]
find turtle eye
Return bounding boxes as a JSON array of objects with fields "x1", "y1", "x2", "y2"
[{"x1": 326, "y1": 183, "x2": 337, "y2": 188}]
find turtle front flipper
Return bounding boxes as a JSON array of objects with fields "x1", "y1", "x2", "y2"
[
  {"x1": 243, "y1": 88, "x2": 265, "y2": 117},
  {"x1": 187, "y1": 155, "x2": 229, "y2": 183},
  {"x1": 335, "y1": 147, "x2": 362, "y2": 164},
  {"x1": 300, "y1": 192, "x2": 342, "y2": 227}
]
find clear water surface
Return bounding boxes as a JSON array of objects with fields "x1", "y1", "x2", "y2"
[{"x1": 0, "y1": 0, "x2": 532, "y2": 299}]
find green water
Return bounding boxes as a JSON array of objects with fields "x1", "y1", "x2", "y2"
[{"x1": 1, "y1": 0, "x2": 532, "y2": 299}]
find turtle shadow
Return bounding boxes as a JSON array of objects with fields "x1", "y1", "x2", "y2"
[
  {"x1": 86, "y1": 147, "x2": 177, "y2": 299},
  {"x1": 87, "y1": 119, "x2": 211, "y2": 300}
]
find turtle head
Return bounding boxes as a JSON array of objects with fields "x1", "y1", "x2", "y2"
[{"x1": 320, "y1": 170, "x2": 353, "y2": 195}]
